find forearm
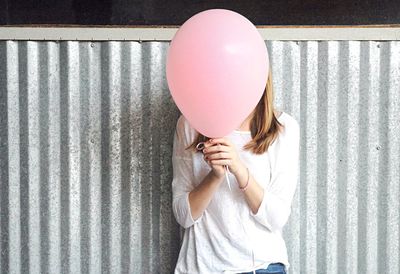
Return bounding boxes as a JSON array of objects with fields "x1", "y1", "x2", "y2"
[
  {"x1": 233, "y1": 164, "x2": 264, "y2": 214},
  {"x1": 188, "y1": 171, "x2": 224, "y2": 220}
]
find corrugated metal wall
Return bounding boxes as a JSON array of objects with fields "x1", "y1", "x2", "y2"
[{"x1": 0, "y1": 40, "x2": 399, "y2": 274}]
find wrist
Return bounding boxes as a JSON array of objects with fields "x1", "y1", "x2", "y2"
[
  {"x1": 209, "y1": 170, "x2": 224, "y2": 181},
  {"x1": 238, "y1": 167, "x2": 250, "y2": 191},
  {"x1": 232, "y1": 162, "x2": 246, "y2": 177}
]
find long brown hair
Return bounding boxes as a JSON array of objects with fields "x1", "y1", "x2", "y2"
[{"x1": 186, "y1": 68, "x2": 284, "y2": 155}]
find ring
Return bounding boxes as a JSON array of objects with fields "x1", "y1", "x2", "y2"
[{"x1": 196, "y1": 142, "x2": 205, "y2": 151}]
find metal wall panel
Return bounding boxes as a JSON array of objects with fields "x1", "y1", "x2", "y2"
[{"x1": 0, "y1": 40, "x2": 399, "y2": 274}]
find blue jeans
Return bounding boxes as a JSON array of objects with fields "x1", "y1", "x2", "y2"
[{"x1": 238, "y1": 262, "x2": 287, "y2": 274}]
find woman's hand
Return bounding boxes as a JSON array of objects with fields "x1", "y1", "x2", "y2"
[
  {"x1": 202, "y1": 137, "x2": 245, "y2": 177},
  {"x1": 201, "y1": 141, "x2": 225, "y2": 178}
]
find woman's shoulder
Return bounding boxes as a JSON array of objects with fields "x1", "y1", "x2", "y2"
[
  {"x1": 175, "y1": 114, "x2": 187, "y2": 131},
  {"x1": 277, "y1": 111, "x2": 299, "y2": 127},
  {"x1": 176, "y1": 114, "x2": 194, "y2": 133},
  {"x1": 175, "y1": 114, "x2": 198, "y2": 144},
  {"x1": 276, "y1": 110, "x2": 300, "y2": 140}
]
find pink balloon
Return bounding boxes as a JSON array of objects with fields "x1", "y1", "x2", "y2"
[{"x1": 166, "y1": 9, "x2": 269, "y2": 138}]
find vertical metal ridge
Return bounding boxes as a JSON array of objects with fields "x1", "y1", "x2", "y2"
[
  {"x1": 0, "y1": 40, "x2": 10, "y2": 274},
  {"x1": 26, "y1": 40, "x2": 41, "y2": 274},
  {"x1": 298, "y1": 41, "x2": 309, "y2": 273},
  {"x1": 129, "y1": 41, "x2": 144, "y2": 274},
  {"x1": 139, "y1": 41, "x2": 153, "y2": 273},
  {"x1": 87, "y1": 40, "x2": 102, "y2": 274},
  {"x1": 4, "y1": 41, "x2": 18, "y2": 274},
  {"x1": 376, "y1": 40, "x2": 391, "y2": 274},
  {"x1": 99, "y1": 41, "x2": 111, "y2": 273},
  {"x1": 365, "y1": 41, "x2": 381, "y2": 274},
  {"x1": 78, "y1": 41, "x2": 91, "y2": 274},
  {"x1": 119, "y1": 41, "x2": 133, "y2": 274},
  {"x1": 335, "y1": 40, "x2": 350, "y2": 274},
  {"x1": 149, "y1": 42, "x2": 162, "y2": 273},
  {"x1": 108, "y1": 41, "x2": 122, "y2": 274},
  {"x1": 18, "y1": 40, "x2": 30, "y2": 274},
  {"x1": 316, "y1": 41, "x2": 329, "y2": 274},
  {"x1": 386, "y1": 41, "x2": 400, "y2": 274},
  {"x1": 38, "y1": 42, "x2": 50, "y2": 274},
  {"x1": 346, "y1": 41, "x2": 360, "y2": 274},
  {"x1": 67, "y1": 41, "x2": 81, "y2": 274},
  {"x1": 325, "y1": 41, "x2": 339, "y2": 274},
  {"x1": 47, "y1": 41, "x2": 61, "y2": 274},
  {"x1": 303, "y1": 41, "x2": 319, "y2": 273},
  {"x1": 59, "y1": 41, "x2": 71, "y2": 274},
  {"x1": 356, "y1": 40, "x2": 370, "y2": 274}
]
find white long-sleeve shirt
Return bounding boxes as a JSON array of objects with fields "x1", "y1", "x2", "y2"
[{"x1": 172, "y1": 111, "x2": 300, "y2": 274}]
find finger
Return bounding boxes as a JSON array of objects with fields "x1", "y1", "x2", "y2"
[
  {"x1": 203, "y1": 155, "x2": 213, "y2": 165},
  {"x1": 205, "y1": 152, "x2": 231, "y2": 160},
  {"x1": 203, "y1": 144, "x2": 230, "y2": 154},
  {"x1": 209, "y1": 138, "x2": 232, "y2": 146},
  {"x1": 210, "y1": 159, "x2": 232, "y2": 166},
  {"x1": 203, "y1": 139, "x2": 217, "y2": 148},
  {"x1": 203, "y1": 138, "x2": 230, "y2": 148}
]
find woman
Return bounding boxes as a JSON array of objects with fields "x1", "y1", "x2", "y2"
[{"x1": 171, "y1": 68, "x2": 300, "y2": 274}]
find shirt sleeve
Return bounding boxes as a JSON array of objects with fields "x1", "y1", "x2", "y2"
[
  {"x1": 171, "y1": 115, "x2": 204, "y2": 229},
  {"x1": 250, "y1": 117, "x2": 300, "y2": 232}
]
